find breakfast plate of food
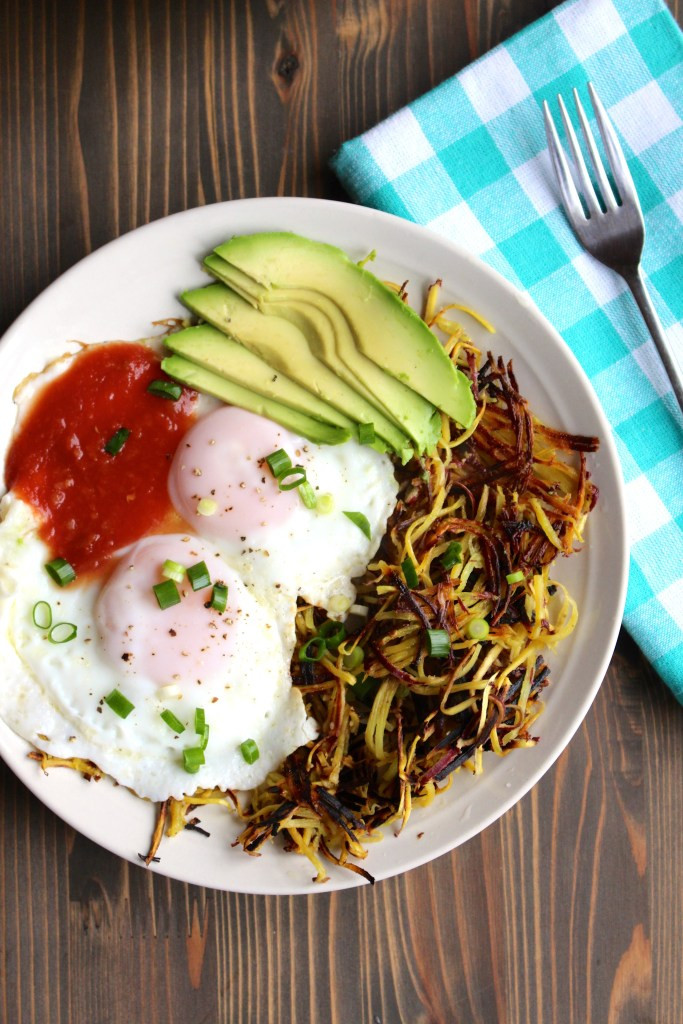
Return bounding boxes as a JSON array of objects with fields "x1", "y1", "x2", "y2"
[{"x1": 0, "y1": 197, "x2": 627, "y2": 893}]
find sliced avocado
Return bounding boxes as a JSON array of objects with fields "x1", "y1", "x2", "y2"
[
  {"x1": 206, "y1": 253, "x2": 439, "y2": 449},
  {"x1": 262, "y1": 290, "x2": 441, "y2": 451},
  {"x1": 182, "y1": 282, "x2": 412, "y2": 455},
  {"x1": 213, "y1": 232, "x2": 476, "y2": 428},
  {"x1": 161, "y1": 354, "x2": 351, "y2": 446},
  {"x1": 164, "y1": 323, "x2": 353, "y2": 430}
]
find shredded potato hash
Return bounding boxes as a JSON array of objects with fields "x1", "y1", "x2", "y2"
[{"x1": 32, "y1": 282, "x2": 599, "y2": 884}]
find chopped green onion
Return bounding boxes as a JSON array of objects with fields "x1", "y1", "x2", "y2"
[
  {"x1": 277, "y1": 466, "x2": 307, "y2": 491},
  {"x1": 182, "y1": 746, "x2": 205, "y2": 773},
  {"x1": 317, "y1": 493, "x2": 334, "y2": 515},
  {"x1": 160, "y1": 709, "x2": 185, "y2": 733},
  {"x1": 32, "y1": 601, "x2": 52, "y2": 630},
  {"x1": 162, "y1": 559, "x2": 185, "y2": 583},
  {"x1": 426, "y1": 628, "x2": 450, "y2": 658},
  {"x1": 506, "y1": 570, "x2": 525, "y2": 584},
  {"x1": 195, "y1": 708, "x2": 206, "y2": 733},
  {"x1": 265, "y1": 448, "x2": 292, "y2": 477},
  {"x1": 210, "y1": 583, "x2": 228, "y2": 613},
  {"x1": 318, "y1": 620, "x2": 346, "y2": 650},
  {"x1": 467, "y1": 618, "x2": 490, "y2": 641},
  {"x1": 187, "y1": 560, "x2": 211, "y2": 591},
  {"x1": 401, "y1": 556, "x2": 419, "y2": 589},
  {"x1": 299, "y1": 636, "x2": 327, "y2": 662},
  {"x1": 298, "y1": 480, "x2": 317, "y2": 509},
  {"x1": 153, "y1": 578, "x2": 181, "y2": 609},
  {"x1": 47, "y1": 622, "x2": 77, "y2": 644},
  {"x1": 104, "y1": 427, "x2": 131, "y2": 456},
  {"x1": 45, "y1": 557, "x2": 76, "y2": 587},
  {"x1": 343, "y1": 645, "x2": 364, "y2": 672},
  {"x1": 104, "y1": 688, "x2": 135, "y2": 719},
  {"x1": 198, "y1": 725, "x2": 210, "y2": 751},
  {"x1": 358, "y1": 422, "x2": 376, "y2": 445},
  {"x1": 343, "y1": 510, "x2": 371, "y2": 539},
  {"x1": 441, "y1": 542, "x2": 462, "y2": 571},
  {"x1": 196, "y1": 497, "x2": 217, "y2": 516},
  {"x1": 147, "y1": 379, "x2": 182, "y2": 400},
  {"x1": 351, "y1": 674, "x2": 378, "y2": 705},
  {"x1": 239, "y1": 738, "x2": 259, "y2": 764}
]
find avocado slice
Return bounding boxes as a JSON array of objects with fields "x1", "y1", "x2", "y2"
[
  {"x1": 164, "y1": 323, "x2": 353, "y2": 430},
  {"x1": 161, "y1": 354, "x2": 351, "y2": 446},
  {"x1": 206, "y1": 253, "x2": 439, "y2": 450},
  {"x1": 262, "y1": 290, "x2": 441, "y2": 451},
  {"x1": 212, "y1": 232, "x2": 476, "y2": 428},
  {"x1": 181, "y1": 282, "x2": 412, "y2": 455}
]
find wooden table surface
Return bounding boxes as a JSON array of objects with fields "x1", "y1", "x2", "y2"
[{"x1": 1, "y1": 2, "x2": 681, "y2": 1022}]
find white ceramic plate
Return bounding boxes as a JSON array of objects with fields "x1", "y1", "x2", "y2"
[{"x1": 0, "y1": 198, "x2": 627, "y2": 894}]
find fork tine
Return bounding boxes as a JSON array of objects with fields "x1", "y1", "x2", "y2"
[
  {"x1": 573, "y1": 88, "x2": 617, "y2": 211},
  {"x1": 588, "y1": 82, "x2": 639, "y2": 208},
  {"x1": 543, "y1": 100, "x2": 586, "y2": 223},
  {"x1": 557, "y1": 94, "x2": 601, "y2": 216}
]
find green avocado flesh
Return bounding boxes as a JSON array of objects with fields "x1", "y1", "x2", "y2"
[
  {"x1": 204, "y1": 253, "x2": 441, "y2": 452},
  {"x1": 212, "y1": 232, "x2": 476, "y2": 429},
  {"x1": 165, "y1": 322, "x2": 353, "y2": 429},
  {"x1": 181, "y1": 281, "x2": 411, "y2": 454},
  {"x1": 161, "y1": 354, "x2": 351, "y2": 446}
]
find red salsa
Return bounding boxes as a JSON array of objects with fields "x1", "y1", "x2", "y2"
[{"x1": 5, "y1": 342, "x2": 196, "y2": 576}]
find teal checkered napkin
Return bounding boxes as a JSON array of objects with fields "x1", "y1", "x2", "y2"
[{"x1": 331, "y1": 0, "x2": 683, "y2": 702}]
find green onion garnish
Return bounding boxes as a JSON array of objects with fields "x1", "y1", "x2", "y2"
[
  {"x1": 195, "y1": 708, "x2": 206, "y2": 733},
  {"x1": 358, "y1": 422, "x2": 376, "y2": 445},
  {"x1": 506, "y1": 570, "x2": 525, "y2": 584},
  {"x1": 299, "y1": 636, "x2": 327, "y2": 662},
  {"x1": 210, "y1": 583, "x2": 228, "y2": 613},
  {"x1": 187, "y1": 560, "x2": 211, "y2": 591},
  {"x1": 317, "y1": 493, "x2": 334, "y2": 515},
  {"x1": 318, "y1": 620, "x2": 346, "y2": 650},
  {"x1": 265, "y1": 448, "x2": 292, "y2": 477},
  {"x1": 45, "y1": 557, "x2": 76, "y2": 587},
  {"x1": 47, "y1": 622, "x2": 77, "y2": 644},
  {"x1": 351, "y1": 674, "x2": 378, "y2": 705},
  {"x1": 104, "y1": 427, "x2": 131, "y2": 456},
  {"x1": 343, "y1": 646, "x2": 364, "y2": 672},
  {"x1": 147, "y1": 379, "x2": 182, "y2": 400},
  {"x1": 162, "y1": 559, "x2": 185, "y2": 583},
  {"x1": 401, "y1": 556, "x2": 419, "y2": 589},
  {"x1": 32, "y1": 601, "x2": 52, "y2": 630},
  {"x1": 104, "y1": 688, "x2": 135, "y2": 719},
  {"x1": 160, "y1": 709, "x2": 185, "y2": 733},
  {"x1": 153, "y1": 578, "x2": 181, "y2": 610},
  {"x1": 277, "y1": 466, "x2": 307, "y2": 491},
  {"x1": 466, "y1": 618, "x2": 490, "y2": 641},
  {"x1": 240, "y1": 738, "x2": 259, "y2": 764},
  {"x1": 182, "y1": 747, "x2": 205, "y2": 773},
  {"x1": 343, "y1": 510, "x2": 371, "y2": 539},
  {"x1": 426, "y1": 628, "x2": 450, "y2": 658},
  {"x1": 298, "y1": 480, "x2": 317, "y2": 509},
  {"x1": 441, "y1": 542, "x2": 462, "y2": 570},
  {"x1": 198, "y1": 725, "x2": 210, "y2": 751}
]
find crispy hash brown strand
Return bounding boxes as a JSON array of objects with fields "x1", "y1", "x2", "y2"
[{"x1": 32, "y1": 285, "x2": 599, "y2": 884}]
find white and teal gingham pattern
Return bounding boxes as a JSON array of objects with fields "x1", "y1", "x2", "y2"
[{"x1": 331, "y1": 0, "x2": 683, "y2": 702}]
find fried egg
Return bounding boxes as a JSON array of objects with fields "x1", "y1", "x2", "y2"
[
  {"x1": 168, "y1": 406, "x2": 398, "y2": 616},
  {"x1": 0, "y1": 496, "x2": 314, "y2": 801}
]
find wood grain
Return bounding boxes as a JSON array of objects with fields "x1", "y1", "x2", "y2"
[{"x1": 1, "y1": 2, "x2": 682, "y2": 1022}]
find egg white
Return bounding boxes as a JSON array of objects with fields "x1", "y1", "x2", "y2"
[
  {"x1": 0, "y1": 496, "x2": 315, "y2": 801},
  {"x1": 168, "y1": 406, "x2": 398, "y2": 617}
]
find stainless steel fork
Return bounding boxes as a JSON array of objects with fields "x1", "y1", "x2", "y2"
[{"x1": 543, "y1": 82, "x2": 683, "y2": 415}]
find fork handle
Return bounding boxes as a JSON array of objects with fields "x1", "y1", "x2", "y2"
[{"x1": 622, "y1": 267, "x2": 683, "y2": 416}]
